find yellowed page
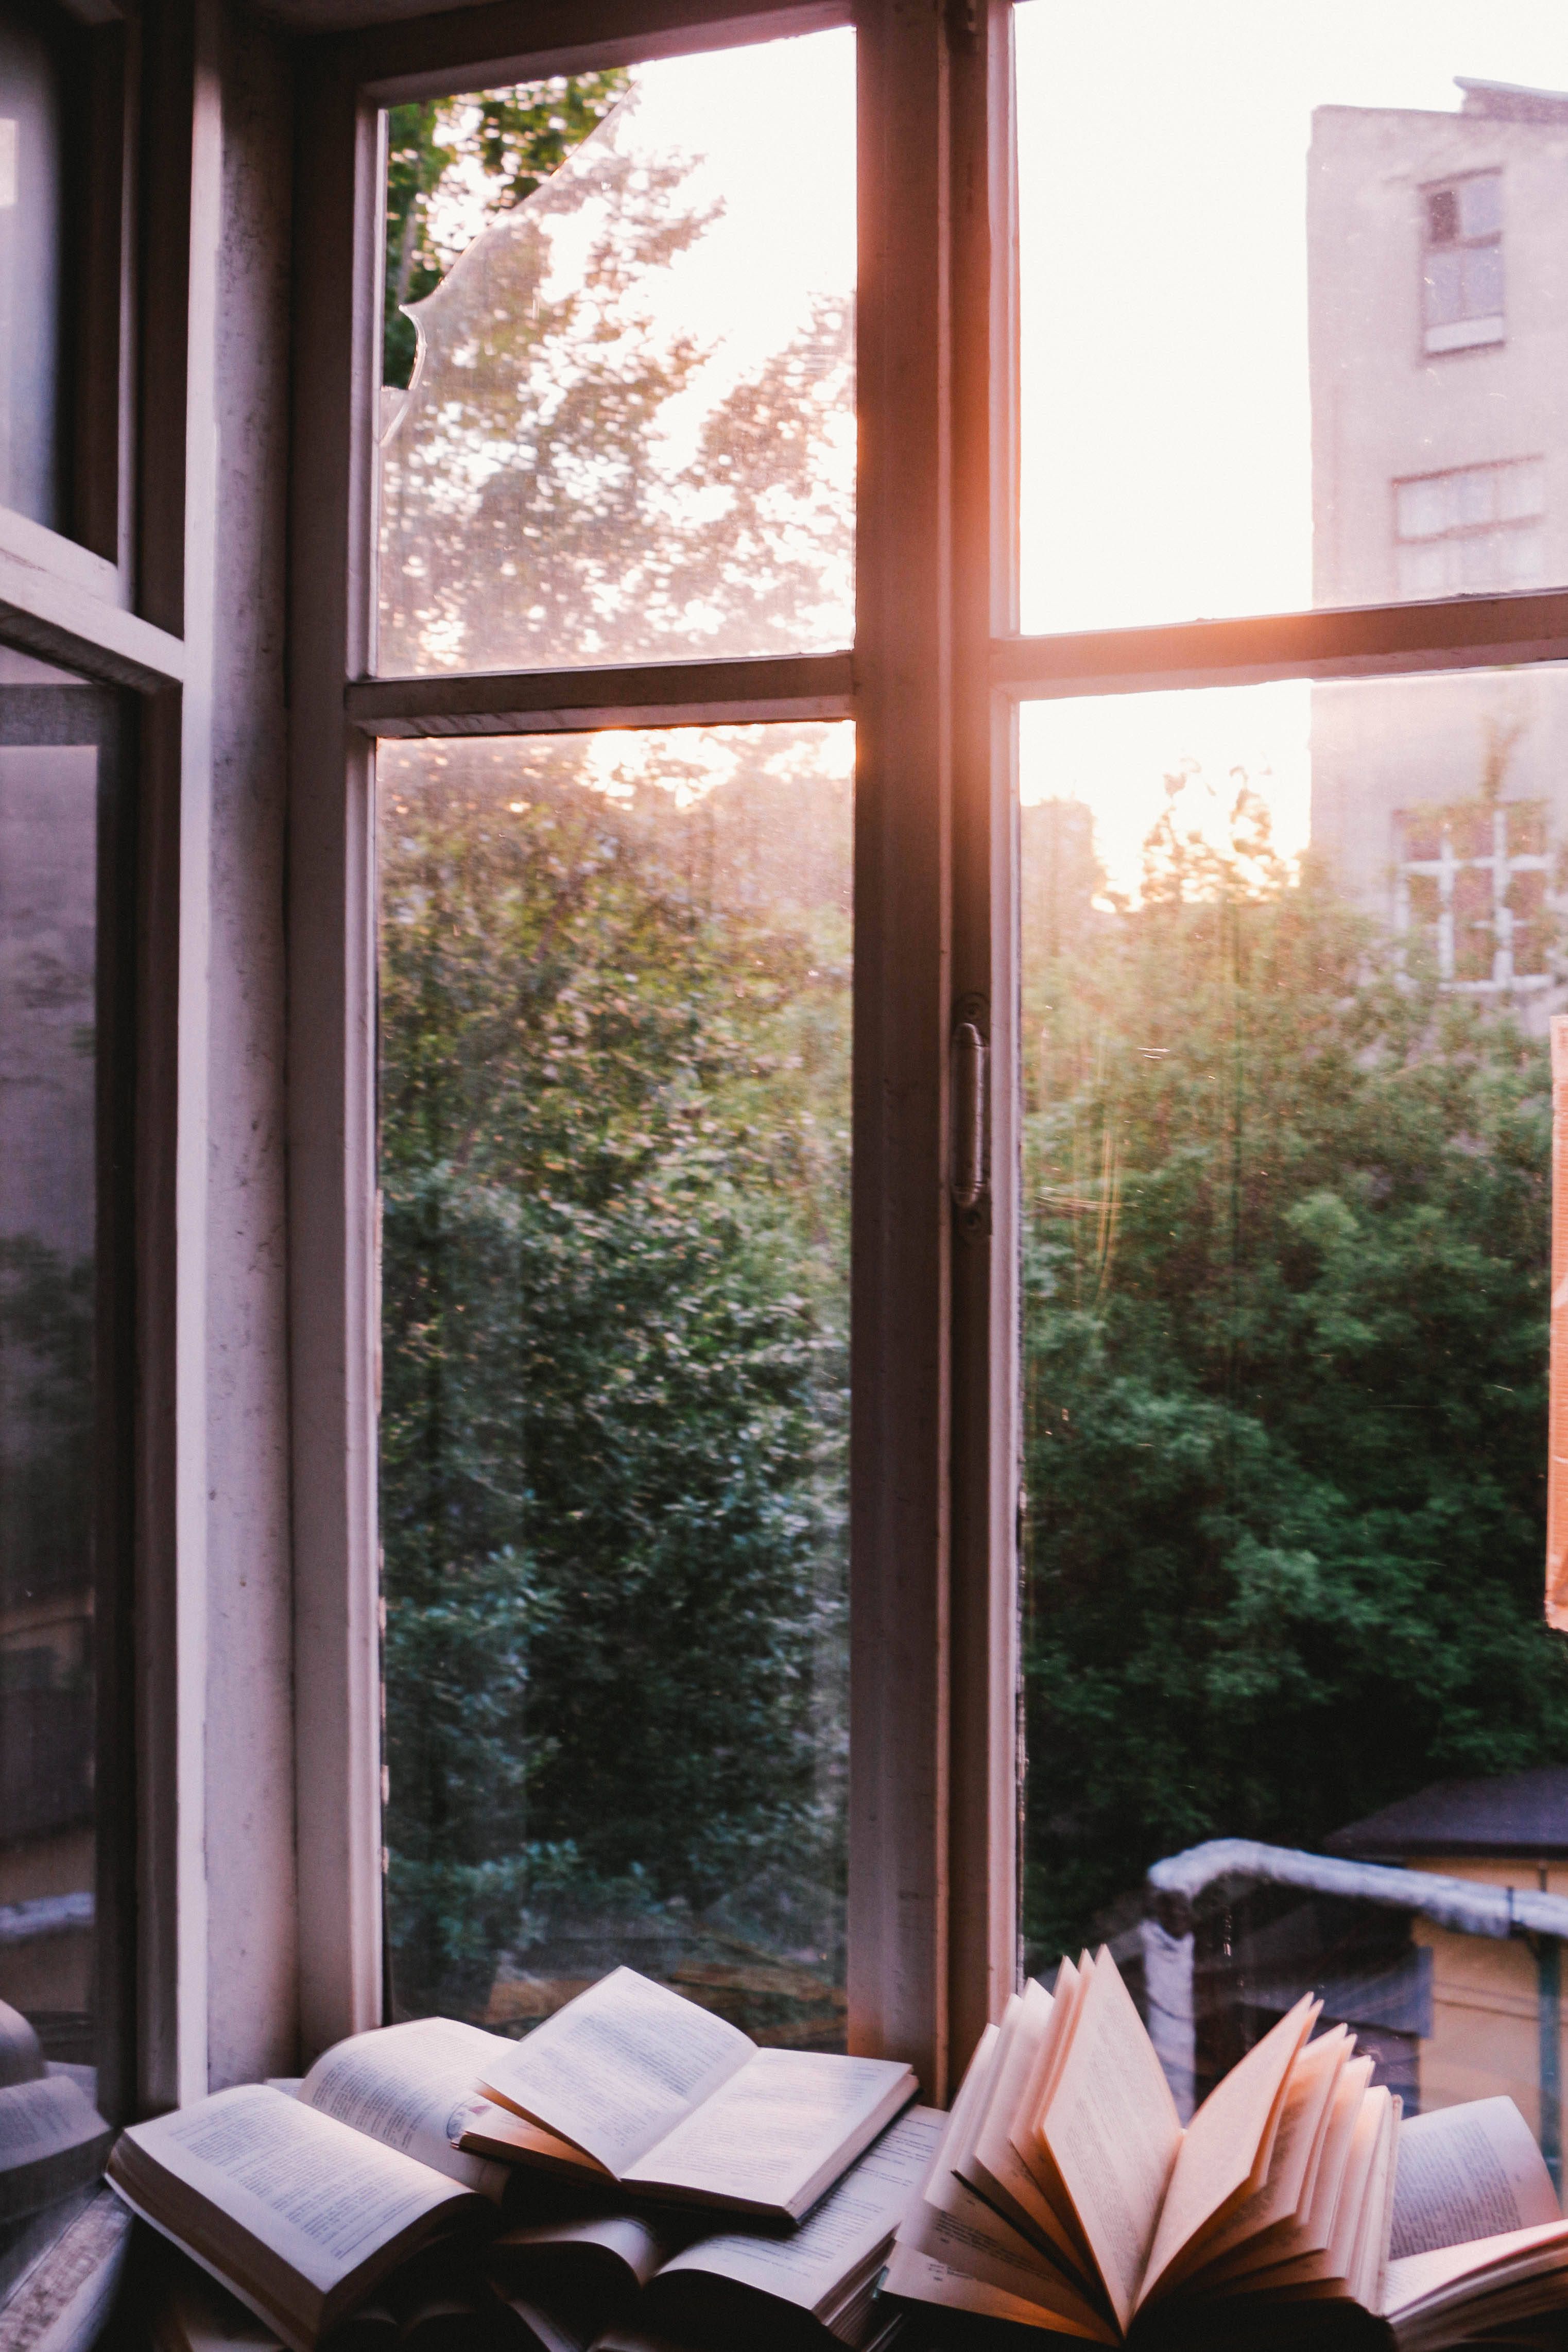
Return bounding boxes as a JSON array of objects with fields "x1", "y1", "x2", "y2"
[
  {"x1": 1171, "y1": 2028, "x2": 1348, "y2": 2293},
  {"x1": 1384, "y1": 2216, "x2": 1568, "y2": 2322},
  {"x1": 964, "y1": 1980, "x2": 1095, "y2": 2280},
  {"x1": 885, "y1": 2210, "x2": 1118, "y2": 2341},
  {"x1": 659, "y1": 2104, "x2": 942, "y2": 2315},
  {"x1": 1136, "y1": 1992, "x2": 1317, "y2": 2307},
  {"x1": 622, "y1": 2046, "x2": 916, "y2": 2218},
  {"x1": 477, "y1": 1966, "x2": 754, "y2": 2175},
  {"x1": 1037, "y1": 1946, "x2": 1183, "y2": 2332},
  {"x1": 1012, "y1": 1956, "x2": 1090, "y2": 2222},
  {"x1": 1207, "y1": 2061, "x2": 1380, "y2": 2300},
  {"x1": 451, "y1": 2097, "x2": 608, "y2": 2176},
  {"x1": 1390, "y1": 2098, "x2": 1559, "y2": 2262},
  {"x1": 299, "y1": 2017, "x2": 512, "y2": 2199}
]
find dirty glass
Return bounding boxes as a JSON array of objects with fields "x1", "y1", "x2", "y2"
[
  {"x1": 377, "y1": 722, "x2": 852, "y2": 2049},
  {"x1": 1018, "y1": 1, "x2": 1568, "y2": 632},
  {"x1": 376, "y1": 31, "x2": 855, "y2": 675},
  {"x1": 0, "y1": 651, "x2": 127, "y2": 2299},
  {"x1": 1019, "y1": 661, "x2": 1568, "y2": 2176}
]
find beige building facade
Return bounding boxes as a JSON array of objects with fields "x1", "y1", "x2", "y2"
[{"x1": 1309, "y1": 80, "x2": 1568, "y2": 1009}]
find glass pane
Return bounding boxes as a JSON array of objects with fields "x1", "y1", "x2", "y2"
[
  {"x1": 377, "y1": 32, "x2": 855, "y2": 676},
  {"x1": 0, "y1": 650, "x2": 126, "y2": 2299},
  {"x1": 378, "y1": 722, "x2": 852, "y2": 2048},
  {"x1": 1021, "y1": 663, "x2": 1568, "y2": 2169},
  {"x1": 1018, "y1": 2, "x2": 1568, "y2": 632},
  {"x1": 0, "y1": 1, "x2": 73, "y2": 531}
]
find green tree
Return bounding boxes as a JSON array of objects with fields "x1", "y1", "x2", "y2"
[
  {"x1": 379, "y1": 737, "x2": 851, "y2": 2015},
  {"x1": 384, "y1": 74, "x2": 628, "y2": 390},
  {"x1": 1021, "y1": 781, "x2": 1568, "y2": 1968}
]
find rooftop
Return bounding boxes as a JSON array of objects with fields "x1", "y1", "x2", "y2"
[
  {"x1": 1328, "y1": 1768, "x2": 1568, "y2": 1862},
  {"x1": 1457, "y1": 77, "x2": 1568, "y2": 126}
]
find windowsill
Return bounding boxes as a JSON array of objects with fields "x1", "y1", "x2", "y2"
[
  {"x1": 1424, "y1": 314, "x2": 1506, "y2": 355},
  {"x1": 0, "y1": 2186, "x2": 131, "y2": 2352}
]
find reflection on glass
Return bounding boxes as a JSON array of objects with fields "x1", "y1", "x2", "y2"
[
  {"x1": 377, "y1": 33, "x2": 855, "y2": 675},
  {"x1": 1021, "y1": 663, "x2": 1568, "y2": 2170},
  {"x1": 377, "y1": 723, "x2": 852, "y2": 2048},
  {"x1": 0, "y1": 3, "x2": 70, "y2": 530},
  {"x1": 0, "y1": 650, "x2": 119, "y2": 2297},
  {"x1": 1019, "y1": 2, "x2": 1568, "y2": 631}
]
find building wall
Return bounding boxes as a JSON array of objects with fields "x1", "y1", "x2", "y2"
[
  {"x1": 1404, "y1": 1857, "x2": 1568, "y2": 2133},
  {"x1": 1308, "y1": 93, "x2": 1568, "y2": 1013}
]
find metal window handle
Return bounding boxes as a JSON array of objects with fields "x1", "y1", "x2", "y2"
[{"x1": 951, "y1": 1015, "x2": 988, "y2": 1214}]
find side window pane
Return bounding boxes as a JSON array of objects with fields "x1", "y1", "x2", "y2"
[
  {"x1": 376, "y1": 33, "x2": 855, "y2": 677},
  {"x1": 1021, "y1": 665, "x2": 1568, "y2": 2150},
  {"x1": 0, "y1": 652, "x2": 129, "y2": 2291},
  {"x1": 378, "y1": 723, "x2": 852, "y2": 2049}
]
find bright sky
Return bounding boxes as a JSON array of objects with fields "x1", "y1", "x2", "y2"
[{"x1": 426, "y1": 7, "x2": 1568, "y2": 898}]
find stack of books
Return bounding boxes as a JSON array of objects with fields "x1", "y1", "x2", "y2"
[{"x1": 106, "y1": 1954, "x2": 1568, "y2": 2352}]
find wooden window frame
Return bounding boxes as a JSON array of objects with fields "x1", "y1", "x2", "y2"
[
  {"x1": 285, "y1": 0, "x2": 1568, "y2": 2103},
  {"x1": 286, "y1": 0, "x2": 1020, "y2": 2098},
  {"x1": 0, "y1": 0, "x2": 198, "y2": 2185}
]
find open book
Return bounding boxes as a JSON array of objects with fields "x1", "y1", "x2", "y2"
[
  {"x1": 1382, "y1": 2095, "x2": 1568, "y2": 2350},
  {"x1": 462, "y1": 1966, "x2": 919, "y2": 2223},
  {"x1": 107, "y1": 2084, "x2": 491, "y2": 2352},
  {"x1": 884, "y1": 1946, "x2": 1396, "y2": 2342},
  {"x1": 486, "y1": 2102, "x2": 941, "y2": 2352}
]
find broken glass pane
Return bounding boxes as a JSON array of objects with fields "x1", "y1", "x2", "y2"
[{"x1": 377, "y1": 32, "x2": 855, "y2": 676}]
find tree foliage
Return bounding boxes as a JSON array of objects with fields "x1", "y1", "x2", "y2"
[
  {"x1": 379, "y1": 739, "x2": 851, "y2": 2014},
  {"x1": 379, "y1": 89, "x2": 853, "y2": 672},
  {"x1": 1021, "y1": 781, "x2": 1568, "y2": 1966}
]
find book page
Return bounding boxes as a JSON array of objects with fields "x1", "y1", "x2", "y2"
[
  {"x1": 491, "y1": 2212, "x2": 675, "y2": 2292},
  {"x1": 1384, "y1": 2216, "x2": 1568, "y2": 2319},
  {"x1": 300, "y1": 2018, "x2": 512, "y2": 2199},
  {"x1": 1171, "y1": 2026, "x2": 1348, "y2": 2291},
  {"x1": 623, "y1": 2048, "x2": 914, "y2": 2212},
  {"x1": 656, "y1": 2105, "x2": 944, "y2": 2313},
  {"x1": 1038, "y1": 1946, "x2": 1183, "y2": 2332},
  {"x1": 112, "y1": 2086, "x2": 470, "y2": 2294},
  {"x1": 0, "y1": 2074, "x2": 110, "y2": 2170},
  {"x1": 477, "y1": 1968, "x2": 753, "y2": 2176},
  {"x1": 884, "y1": 2218, "x2": 1118, "y2": 2342},
  {"x1": 1138, "y1": 1992, "x2": 1318, "y2": 2306},
  {"x1": 967, "y1": 1983, "x2": 1094, "y2": 2275},
  {"x1": 1390, "y1": 2097, "x2": 1559, "y2": 2261},
  {"x1": 451, "y1": 2097, "x2": 608, "y2": 2176}
]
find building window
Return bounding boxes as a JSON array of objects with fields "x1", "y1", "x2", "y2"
[
  {"x1": 1421, "y1": 170, "x2": 1504, "y2": 355},
  {"x1": 1396, "y1": 796, "x2": 1548, "y2": 988},
  {"x1": 1393, "y1": 458, "x2": 1544, "y2": 597}
]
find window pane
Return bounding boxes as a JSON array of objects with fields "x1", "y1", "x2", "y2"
[
  {"x1": 0, "y1": 651, "x2": 127, "y2": 2295},
  {"x1": 1460, "y1": 169, "x2": 1504, "y2": 238},
  {"x1": 1018, "y1": 2, "x2": 1568, "y2": 631},
  {"x1": 1021, "y1": 663, "x2": 1568, "y2": 2152},
  {"x1": 378, "y1": 723, "x2": 851, "y2": 2049},
  {"x1": 0, "y1": 2, "x2": 73, "y2": 531},
  {"x1": 377, "y1": 33, "x2": 854, "y2": 676}
]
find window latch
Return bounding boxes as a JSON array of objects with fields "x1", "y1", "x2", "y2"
[{"x1": 950, "y1": 994, "x2": 990, "y2": 1236}]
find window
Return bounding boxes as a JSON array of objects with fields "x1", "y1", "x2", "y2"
[
  {"x1": 1394, "y1": 459, "x2": 1546, "y2": 597},
  {"x1": 1422, "y1": 171, "x2": 1505, "y2": 354},
  {"x1": 1398, "y1": 792, "x2": 1549, "y2": 987},
  {"x1": 360, "y1": 30, "x2": 862, "y2": 2055},
  {"x1": 1014, "y1": 7, "x2": 1568, "y2": 2161},
  {"x1": 0, "y1": 656, "x2": 134, "y2": 2292},
  {"x1": 278, "y1": 0, "x2": 1568, "y2": 2158}
]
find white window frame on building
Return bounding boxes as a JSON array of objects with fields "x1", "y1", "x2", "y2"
[
  {"x1": 1421, "y1": 166, "x2": 1505, "y2": 354},
  {"x1": 1393, "y1": 458, "x2": 1545, "y2": 598},
  {"x1": 1395, "y1": 798, "x2": 1551, "y2": 991}
]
